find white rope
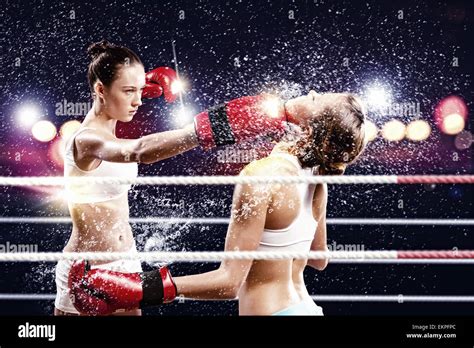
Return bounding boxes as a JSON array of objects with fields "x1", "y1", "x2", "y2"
[
  {"x1": 3, "y1": 250, "x2": 474, "y2": 264},
  {"x1": 1, "y1": 216, "x2": 472, "y2": 226},
  {"x1": 0, "y1": 250, "x2": 398, "y2": 262},
  {"x1": 0, "y1": 217, "x2": 231, "y2": 225},
  {"x1": 0, "y1": 294, "x2": 56, "y2": 300},
  {"x1": 327, "y1": 218, "x2": 474, "y2": 226},
  {"x1": 310, "y1": 295, "x2": 474, "y2": 303},
  {"x1": 0, "y1": 175, "x2": 400, "y2": 186},
  {"x1": 1, "y1": 293, "x2": 473, "y2": 303},
  {"x1": 0, "y1": 250, "x2": 472, "y2": 263}
]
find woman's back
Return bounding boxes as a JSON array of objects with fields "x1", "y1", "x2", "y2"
[{"x1": 237, "y1": 152, "x2": 319, "y2": 315}]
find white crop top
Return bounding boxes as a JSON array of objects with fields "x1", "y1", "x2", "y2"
[
  {"x1": 64, "y1": 127, "x2": 138, "y2": 204},
  {"x1": 257, "y1": 152, "x2": 318, "y2": 252}
]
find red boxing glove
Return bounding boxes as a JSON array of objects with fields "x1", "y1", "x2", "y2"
[
  {"x1": 194, "y1": 94, "x2": 291, "y2": 150},
  {"x1": 68, "y1": 260, "x2": 177, "y2": 316},
  {"x1": 142, "y1": 66, "x2": 179, "y2": 102}
]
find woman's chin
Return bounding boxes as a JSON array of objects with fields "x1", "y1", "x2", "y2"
[{"x1": 120, "y1": 115, "x2": 134, "y2": 122}]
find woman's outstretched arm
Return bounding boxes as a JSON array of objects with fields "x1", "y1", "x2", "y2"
[
  {"x1": 174, "y1": 166, "x2": 272, "y2": 299},
  {"x1": 74, "y1": 123, "x2": 198, "y2": 165}
]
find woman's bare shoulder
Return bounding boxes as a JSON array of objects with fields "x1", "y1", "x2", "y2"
[{"x1": 240, "y1": 156, "x2": 296, "y2": 176}]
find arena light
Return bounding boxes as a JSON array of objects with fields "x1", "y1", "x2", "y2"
[
  {"x1": 31, "y1": 120, "x2": 57, "y2": 142},
  {"x1": 59, "y1": 120, "x2": 81, "y2": 142},
  {"x1": 364, "y1": 120, "x2": 378, "y2": 142},
  {"x1": 364, "y1": 84, "x2": 392, "y2": 110},
  {"x1": 406, "y1": 120, "x2": 431, "y2": 141},
  {"x1": 16, "y1": 104, "x2": 41, "y2": 128},
  {"x1": 442, "y1": 113, "x2": 465, "y2": 135},
  {"x1": 171, "y1": 79, "x2": 185, "y2": 95},
  {"x1": 381, "y1": 120, "x2": 405, "y2": 142}
]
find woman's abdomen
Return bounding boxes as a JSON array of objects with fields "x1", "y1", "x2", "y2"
[{"x1": 65, "y1": 195, "x2": 134, "y2": 253}]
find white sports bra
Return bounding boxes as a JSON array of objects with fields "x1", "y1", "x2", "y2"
[
  {"x1": 64, "y1": 127, "x2": 138, "y2": 204},
  {"x1": 257, "y1": 152, "x2": 318, "y2": 252}
]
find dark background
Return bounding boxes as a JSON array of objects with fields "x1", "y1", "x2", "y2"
[{"x1": 0, "y1": 0, "x2": 472, "y2": 315}]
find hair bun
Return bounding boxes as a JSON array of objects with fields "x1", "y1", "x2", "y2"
[{"x1": 87, "y1": 40, "x2": 115, "y2": 60}]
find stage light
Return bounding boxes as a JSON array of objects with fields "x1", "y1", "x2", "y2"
[
  {"x1": 31, "y1": 120, "x2": 57, "y2": 142},
  {"x1": 381, "y1": 120, "x2": 405, "y2": 142},
  {"x1": 364, "y1": 120, "x2": 378, "y2": 142},
  {"x1": 364, "y1": 84, "x2": 392, "y2": 109},
  {"x1": 16, "y1": 105, "x2": 41, "y2": 128},
  {"x1": 406, "y1": 120, "x2": 431, "y2": 141},
  {"x1": 171, "y1": 79, "x2": 185, "y2": 95}
]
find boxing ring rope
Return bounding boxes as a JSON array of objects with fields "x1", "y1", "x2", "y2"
[
  {"x1": 0, "y1": 175, "x2": 473, "y2": 186},
  {"x1": 1, "y1": 175, "x2": 472, "y2": 307},
  {"x1": 0, "y1": 250, "x2": 473, "y2": 262},
  {"x1": 1, "y1": 217, "x2": 473, "y2": 225},
  {"x1": 1, "y1": 293, "x2": 474, "y2": 303}
]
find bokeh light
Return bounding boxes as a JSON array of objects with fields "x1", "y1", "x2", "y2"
[
  {"x1": 442, "y1": 113, "x2": 465, "y2": 135},
  {"x1": 454, "y1": 130, "x2": 473, "y2": 150},
  {"x1": 364, "y1": 120, "x2": 378, "y2": 142},
  {"x1": 31, "y1": 120, "x2": 57, "y2": 142},
  {"x1": 405, "y1": 120, "x2": 431, "y2": 142},
  {"x1": 59, "y1": 120, "x2": 81, "y2": 142},
  {"x1": 48, "y1": 138, "x2": 65, "y2": 167},
  {"x1": 434, "y1": 96, "x2": 468, "y2": 134},
  {"x1": 381, "y1": 120, "x2": 405, "y2": 142}
]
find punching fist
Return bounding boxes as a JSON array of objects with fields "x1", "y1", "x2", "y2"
[
  {"x1": 142, "y1": 66, "x2": 180, "y2": 102},
  {"x1": 194, "y1": 94, "x2": 291, "y2": 150},
  {"x1": 68, "y1": 260, "x2": 177, "y2": 316}
]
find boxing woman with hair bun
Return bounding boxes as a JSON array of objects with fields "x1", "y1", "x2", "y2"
[
  {"x1": 68, "y1": 90, "x2": 368, "y2": 316},
  {"x1": 55, "y1": 39, "x2": 296, "y2": 316}
]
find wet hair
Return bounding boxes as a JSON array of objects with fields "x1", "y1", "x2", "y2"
[
  {"x1": 87, "y1": 40, "x2": 143, "y2": 94},
  {"x1": 293, "y1": 94, "x2": 366, "y2": 175}
]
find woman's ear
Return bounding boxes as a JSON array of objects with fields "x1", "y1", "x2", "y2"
[{"x1": 94, "y1": 81, "x2": 106, "y2": 103}]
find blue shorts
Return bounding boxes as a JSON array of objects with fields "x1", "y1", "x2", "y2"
[{"x1": 272, "y1": 297, "x2": 324, "y2": 316}]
